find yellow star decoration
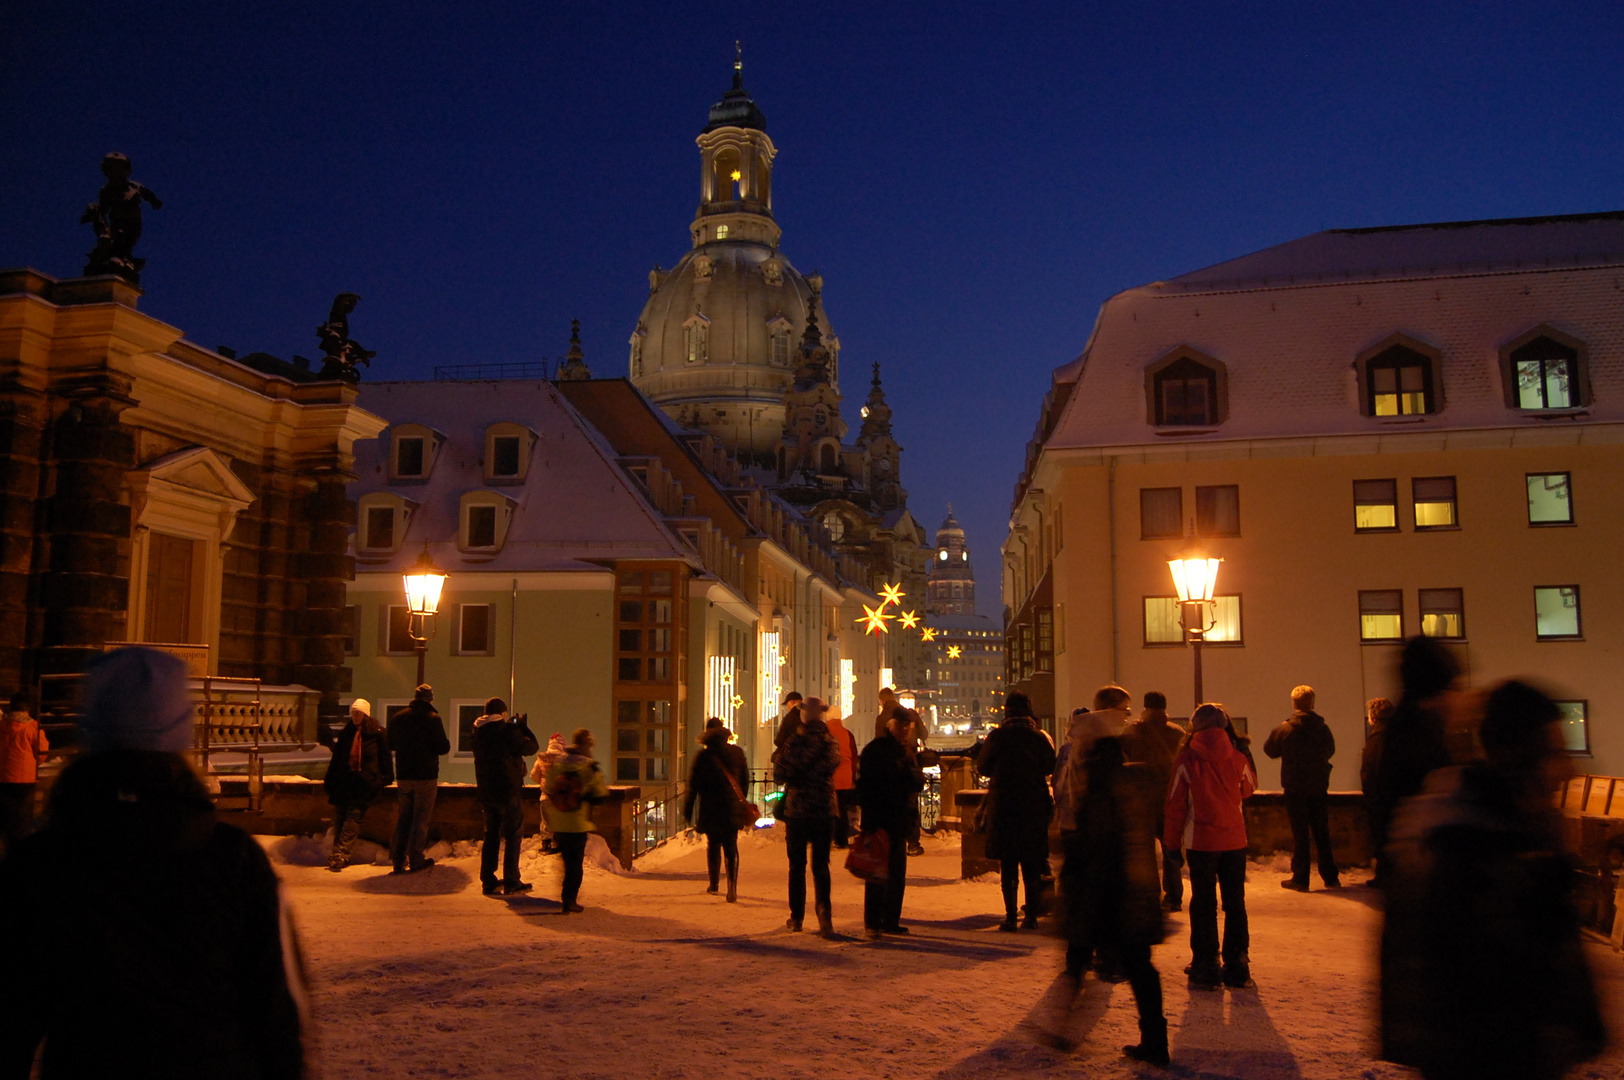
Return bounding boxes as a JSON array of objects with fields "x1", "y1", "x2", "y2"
[
  {"x1": 777, "y1": 653, "x2": 787, "y2": 666},
  {"x1": 878, "y1": 582, "x2": 905, "y2": 608},
  {"x1": 857, "y1": 603, "x2": 893, "y2": 635},
  {"x1": 946, "y1": 645, "x2": 962, "y2": 659},
  {"x1": 921, "y1": 627, "x2": 938, "y2": 643},
  {"x1": 729, "y1": 169, "x2": 742, "y2": 181},
  {"x1": 897, "y1": 610, "x2": 920, "y2": 630},
  {"x1": 730, "y1": 694, "x2": 745, "y2": 709},
  {"x1": 720, "y1": 673, "x2": 732, "y2": 686}
]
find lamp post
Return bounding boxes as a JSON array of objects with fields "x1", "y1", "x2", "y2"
[
  {"x1": 1168, "y1": 551, "x2": 1222, "y2": 708},
  {"x1": 402, "y1": 549, "x2": 447, "y2": 687}
]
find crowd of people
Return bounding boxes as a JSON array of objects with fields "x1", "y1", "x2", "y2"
[{"x1": 0, "y1": 639, "x2": 1610, "y2": 1077}]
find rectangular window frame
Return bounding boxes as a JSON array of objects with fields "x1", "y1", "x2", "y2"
[
  {"x1": 1555, "y1": 700, "x2": 1590, "y2": 757},
  {"x1": 457, "y1": 603, "x2": 496, "y2": 656},
  {"x1": 1139, "y1": 487, "x2": 1183, "y2": 540},
  {"x1": 1142, "y1": 595, "x2": 1244, "y2": 647},
  {"x1": 1358, "y1": 589, "x2": 1405, "y2": 643},
  {"x1": 1194, "y1": 484, "x2": 1240, "y2": 538},
  {"x1": 451, "y1": 700, "x2": 487, "y2": 757},
  {"x1": 490, "y1": 435, "x2": 522, "y2": 478},
  {"x1": 1354, "y1": 479, "x2": 1399, "y2": 533},
  {"x1": 1418, "y1": 587, "x2": 1466, "y2": 641},
  {"x1": 1526, "y1": 472, "x2": 1574, "y2": 527},
  {"x1": 1411, "y1": 476, "x2": 1459, "y2": 531},
  {"x1": 363, "y1": 505, "x2": 396, "y2": 551},
  {"x1": 382, "y1": 604, "x2": 416, "y2": 655},
  {"x1": 395, "y1": 436, "x2": 426, "y2": 478},
  {"x1": 1534, "y1": 585, "x2": 1583, "y2": 641},
  {"x1": 342, "y1": 605, "x2": 359, "y2": 657}
]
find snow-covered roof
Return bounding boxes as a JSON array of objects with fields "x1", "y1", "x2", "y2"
[{"x1": 351, "y1": 380, "x2": 691, "y2": 573}]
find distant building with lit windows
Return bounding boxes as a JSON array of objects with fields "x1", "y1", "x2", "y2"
[
  {"x1": 925, "y1": 509, "x2": 1003, "y2": 732},
  {"x1": 1007, "y1": 210, "x2": 1624, "y2": 784}
]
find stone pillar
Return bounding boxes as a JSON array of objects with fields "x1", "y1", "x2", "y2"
[
  {"x1": 37, "y1": 383, "x2": 136, "y2": 679},
  {"x1": 0, "y1": 388, "x2": 45, "y2": 693},
  {"x1": 292, "y1": 469, "x2": 354, "y2": 723}
]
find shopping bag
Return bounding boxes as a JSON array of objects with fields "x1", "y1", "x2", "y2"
[{"x1": 845, "y1": 828, "x2": 890, "y2": 882}]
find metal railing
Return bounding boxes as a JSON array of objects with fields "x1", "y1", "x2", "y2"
[
  {"x1": 433, "y1": 360, "x2": 549, "y2": 381},
  {"x1": 630, "y1": 782, "x2": 688, "y2": 859}
]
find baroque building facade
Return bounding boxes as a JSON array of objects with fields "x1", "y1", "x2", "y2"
[
  {"x1": 1007, "y1": 210, "x2": 1624, "y2": 784},
  {"x1": 629, "y1": 60, "x2": 931, "y2": 694}
]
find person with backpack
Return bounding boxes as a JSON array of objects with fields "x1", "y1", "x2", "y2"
[
  {"x1": 775, "y1": 696, "x2": 842, "y2": 934},
  {"x1": 471, "y1": 698, "x2": 538, "y2": 896},
  {"x1": 530, "y1": 731, "x2": 569, "y2": 853},
  {"x1": 387, "y1": 684, "x2": 450, "y2": 874},
  {"x1": 323, "y1": 698, "x2": 394, "y2": 871},
  {"x1": 0, "y1": 692, "x2": 49, "y2": 853},
  {"x1": 683, "y1": 718, "x2": 751, "y2": 901},
  {"x1": 543, "y1": 728, "x2": 609, "y2": 913}
]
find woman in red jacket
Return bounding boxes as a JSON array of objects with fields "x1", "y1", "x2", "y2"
[{"x1": 1164, "y1": 703, "x2": 1257, "y2": 990}]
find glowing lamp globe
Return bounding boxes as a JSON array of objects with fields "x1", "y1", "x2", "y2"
[
  {"x1": 1168, "y1": 555, "x2": 1221, "y2": 604},
  {"x1": 403, "y1": 551, "x2": 447, "y2": 616}
]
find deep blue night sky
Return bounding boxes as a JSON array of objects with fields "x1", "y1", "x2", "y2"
[{"x1": 5, "y1": 3, "x2": 1622, "y2": 615}]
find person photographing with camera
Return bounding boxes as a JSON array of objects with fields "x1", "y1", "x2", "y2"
[{"x1": 472, "y1": 698, "x2": 538, "y2": 896}]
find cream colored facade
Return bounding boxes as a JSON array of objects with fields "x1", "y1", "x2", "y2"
[{"x1": 1008, "y1": 213, "x2": 1624, "y2": 787}]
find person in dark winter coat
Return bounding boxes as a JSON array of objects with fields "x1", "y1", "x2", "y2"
[
  {"x1": 774, "y1": 695, "x2": 842, "y2": 934},
  {"x1": 857, "y1": 719, "x2": 925, "y2": 937},
  {"x1": 1360, "y1": 697, "x2": 1395, "y2": 884},
  {"x1": 472, "y1": 697, "x2": 539, "y2": 896},
  {"x1": 1165, "y1": 703, "x2": 1257, "y2": 990},
  {"x1": 683, "y1": 717, "x2": 751, "y2": 901},
  {"x1": 772, "y1": 691, "x2": 804, "y2": 757},
  {"x1": 1367, "y1": 637, "x2": 1458, "y2": 888},
  {"x1": 1264, "y1": 685, "x2": 1340, "y2": 891},
  {"x1": 1068, "y1": 736, "x2": 1170, "y2": 1068},
  {"x1": 1120, "y1": 691, "x2": 1186, "y2": 910},
  {"x1": 0, "y1": 646, "x2": 310, "y2": 1079},
  {"x1": 324, "y1": 698, "x2": 395, "y2": 871},
  {"x1": 976, "y1": 692, "x2": 1056, "y2": 931},
  {"x1": 387, "y1": 684, "x2": 451, "y2": 874},
  {"x1": 1381, "y1": 680, "x2": 1606, "y2": 1080}
]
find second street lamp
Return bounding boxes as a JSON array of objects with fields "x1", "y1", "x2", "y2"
[
  {"x1": 402, "y1": 549, "x2": 448, "y2": 687},
  {"x1": 1168, "y1": 551, "x2": 1222, "y2": 708}
]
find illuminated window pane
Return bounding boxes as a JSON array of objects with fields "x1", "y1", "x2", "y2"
[
  {"x1": 1527, "y1": 473, "x2": 1573, "y2": 525},
  {"x1": 1359, "y1": 590, "x2": 1403, "y2": 642},
  {"x1": 1556, "y1": 701, "x2": 1589, "y2": 755},
  {"x1": 1366, "y1": 347, "x2": 1433, "y2": 416},
  {"x1": 1511, "y1": 338, "x2": 1577, "y2": 410},
  {"x1": 1535, "y1": 586, "x2": 1581, "y2": 639},
  {"x1": 1419, "y1": 588, "x2": 1464, "y2": 640},
  {"x1": 1354, "y1": 479, "x2": 1398, "y2": 532},
  {"x1": 1412, "y1": 477, "x2": 1457, "y2": 529},
  {"x1": 1355, "y1": 505, "x2": 1396, "y2": 529},
  {"x1": 1143, "y1": 596, "x2": 1241, "y2": 645}
]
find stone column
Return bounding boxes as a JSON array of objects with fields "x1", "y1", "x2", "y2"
[
  {"x1": 292, "y1": 469, "x2": 354, "y2": 724},
  {"x1": 0, "y1": 387, "x2": 45, "y2": 693}
]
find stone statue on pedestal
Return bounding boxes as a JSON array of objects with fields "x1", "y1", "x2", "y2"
[
  {"x1": 315, "y1": 293, "x2": 376, "y2": 383},
  {"x1": 80, "y1": 152, "x2": 163, "y2": 283}
]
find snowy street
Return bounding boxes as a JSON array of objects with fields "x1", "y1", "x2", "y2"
[{"x1": 270, "y1": 828, "x2": 1624, "y2": 1079}]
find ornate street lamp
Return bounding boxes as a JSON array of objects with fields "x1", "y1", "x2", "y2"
[
  {"x1": 402, "y1": 549, "x2": 447, "y2": 687},
  {"x1": 1168, "y1": 550, "x2": 1222, "y2": 707}
]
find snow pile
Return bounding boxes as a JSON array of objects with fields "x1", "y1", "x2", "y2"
[{"x1": 263, "y1": 831, "x2": 391, "y2": 867}]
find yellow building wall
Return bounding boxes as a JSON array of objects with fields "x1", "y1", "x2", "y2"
[{"x1": 1051, "y1": 439, "x2": 1624, "y2": 789}]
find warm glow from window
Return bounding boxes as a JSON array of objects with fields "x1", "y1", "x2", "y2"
[
  {"x1": 840, "y1": 658, "x2": 855, "y2": 718},
  {"x1": 1355, "y1": 505, "x2": 1397, "y2": 529},
  {"x1": 879, "y1": 667, "x2": 893, "y2": 691},
  {"x1": 716, "y1": 225, "x2": 729, "y2": 239},
  {"x1": 706, "y1": 655, "x2": 739, "y2": 727},
  {"x1": 1361, "y1": 614, "x2": 1403, "y2": 640},
  {"x1": 1413, "y1": 501, "x2": 1455, "y2": 528}
]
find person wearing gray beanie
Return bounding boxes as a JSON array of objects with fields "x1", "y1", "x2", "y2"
[{"x1": 78, "y1": 646, "x2": 195, "y2": 755}]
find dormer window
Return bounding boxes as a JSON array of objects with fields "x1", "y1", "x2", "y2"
[
  {"x1": 459, "y1": 491, "x2": 516, "y2": 556},
  {"x1": 356, "y1": 492, "x2": 415, "y2": 556},
  {"x1": 683, "y1": 314, "x2": 709, "y2": 365},
  {"x1": 388, "y1": 423, "x2": 444, "y2": 481},
  {"x1": 483, "y1": 422, "x2": 535, "y2": 484},
  {"x1": 1146, "y1": 349, "x2": 1227, "y2": 427},
  {"x1": 1502, "y1": 328, "x2": 1588, "y2": 411},
  {"x1": 468, "y1": 505, "x2": 497, "y2": 547},
  {"x1": 366, "y1": 505, "x2": 395, "y2": 549},
  {"x1": 1357, "y1": 336, "x2": 1442, "y2": 418}
]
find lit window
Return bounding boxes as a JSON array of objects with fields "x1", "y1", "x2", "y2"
[
  {"x1": 1419, "y1": 588, "x2": 1465, "y2": 639},
  {"x1": 684, "y1": 320, "x2": 708, "y2": 364},
  {"x1": 1534, "y1": 586, "x2": 1581, "y2": 639},
  {"x1": 1366, "y1": 345, "x2": 1434, "y2": 416},
  {"x1": 458, "y1": 604, "x2": 494, "y2": 654},
  {"x1": 1412, "y1": 477, "x2": 1457, "y2": 529},
  {"x1": 467, "y1": 505, "x2": 497, "y2": 548},
  {"x1": 1359, "y1": 590, "x2": 1403, "y2": 642},
  {"x1": 716, "y1": 225, "x2": 729, "y2": 240},
  {"x1": 1556, "y1": 701, "x2": 1589, "y2": 755},
  {"x1": 491, "y1": 436, "x2": 521, "y2": 477},
  {"x1": 364, "y1": 506, "x2": 395, "y2": 550},
  {"x1": 1527, "y1": 473, "x2": 1573, "y2": 525},
  {"x1": 1511, "y1": 337, "x2": 1576, "y2": 409},
  {"x1": 1143, "y1": 596, "x2": 1242, "y2": 645},
  {"x1": 396, "y1": 436, "x2": 425, "y2": 476},
  {"x1": 1153, "y1": 357, "x2": 1219, "y2": 426},
  {"x1": 1354, "y1": 479, "x2": 1398, "y2": 532},
  {"x1": 1140, "y1": 487, "x2": 1183, "y2": 540},
  {"x1": 770, "y1": 328, "x2": 790, "y2": 367},
  {"x1": 1195, "y1": 485, "x2": 1239, "y2": 537}
]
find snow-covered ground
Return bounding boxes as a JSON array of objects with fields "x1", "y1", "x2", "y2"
[{"x1": 267, "y1": 826, "x2": 1624, "y2": 1079}]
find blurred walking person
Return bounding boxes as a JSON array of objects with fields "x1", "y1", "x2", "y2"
[
  {"x1": 776, "y1": 695, "x2": 841, "y2": 934},
  {"x1": 530, "y1": 731, "x2": 569, "y2": 853},
  {"x1": 387, "y1": 684, "x2": 450, "y2": 874},
  {"x1": 1165, "y1": 702, "x2": 1256, "y2": 990},
  {"x1": 0, "y1": 693, "x2": 48, "y2": 855},
  {"x1": 1366, "y1": 637, "x2": 1457, "y2": 888},
  {"x1": 324, "y1": 698, "x2": 394, "y2": 871},
  {"x1": 1121, "y1": 690, "x2": 1186, "y2": 910},
  {"x1": 0, "y1": 647, "x2": 309, "y2": 1077},
  {"x1": 858, "y1": 713, "x2": 924, "y2": 938},
  {"x1": 543, "y1": 728, "x2": 609, "y2": 913},
  {"x1": 1381, "y1": 680, "x2": 1606, "y2": 1079},
  {"x1": 1264, "y1": 685, "x2": 1340, "y2": 891},
  {"x1": 976, "y1": 691, "x2": 1056, "y2": 931},
  {"x1": 1055, "y1": 686, "x2": 1134, "y2": 974},
  {"x1": 684, "y1": 718, "x2": 750, "y2": 901},
  {"x1": 827, "y1": 708, "x2": 860, "y2": 848},
  {"x1": 1070, "y1": 736, "x2": 1170, "y2": 1067},
  {"x1": 472, "y1": 698, "x2": 538, "y2": 896}
]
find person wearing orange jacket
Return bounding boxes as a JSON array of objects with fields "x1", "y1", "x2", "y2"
[
  {"x1": 0, "y1": 693, "x2": 49, "y2": 852},
  {"x1": 827, "y1": 710, "x2": 860, "y2": 849},
  {"x1": 1164, "y1": 702, "x2": 1257, "y2": 991}
]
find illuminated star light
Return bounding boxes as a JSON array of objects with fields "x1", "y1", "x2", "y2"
[
  {"x1": 878, "y1": 582, "x2": 905, "y2": 608},
  {"x1": 897, "y1": 610, "x2": 920, "y2": 630},
  {"x1": 920, "y1": 627, "x2": 937, "y2": 643},
  {"x1": 947, "y1": 645, "x2": 962, "y2": 658},
  {"x1": 857, "y1": 603, "x2": 893, "y2": 635},
  {"x1": 730, "y1": 694, "x2": 745, "y2": 709}
]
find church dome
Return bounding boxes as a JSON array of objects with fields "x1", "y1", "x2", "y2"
[
  {"x1": 630, "y1": 239, "x2": 838, "y2": 458},
  {"x1": 703, "y1": 68, "x2": 767, "y2": 134}
]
